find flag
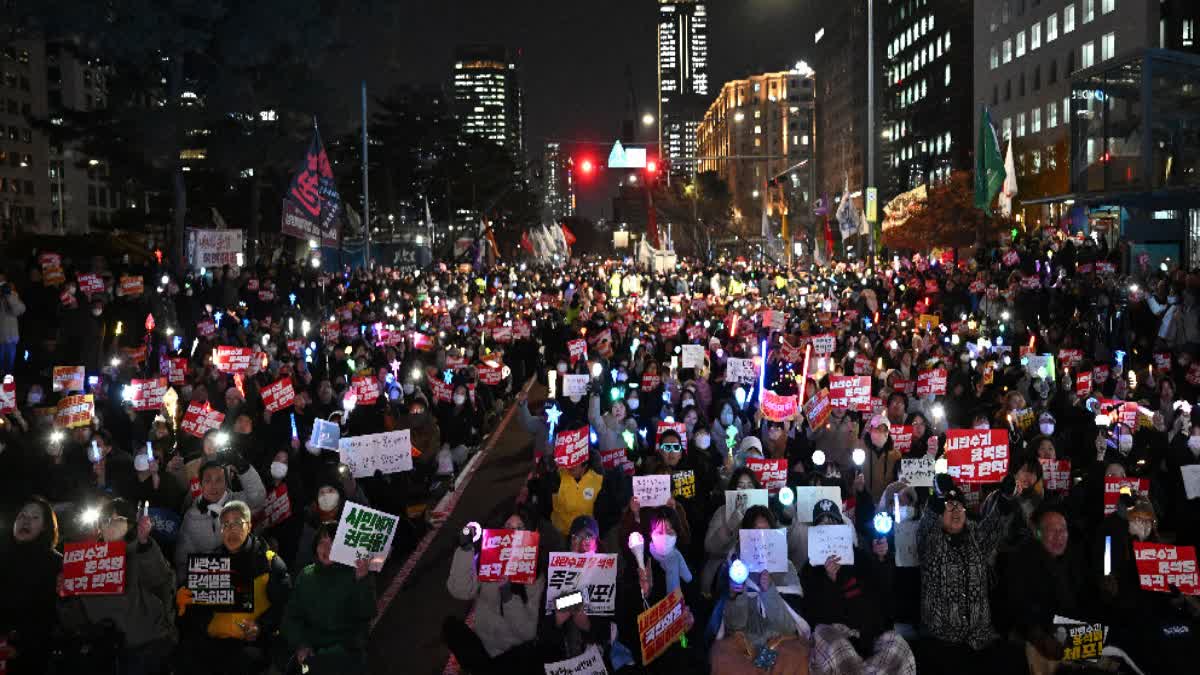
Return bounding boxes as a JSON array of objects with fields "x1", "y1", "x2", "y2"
[
  {"x1": 999, "y1": 140, "x2": 1019, "y2": 218},
  {"x1": 560, "y1": 223, "x2": 576, "y2": 247},
  {"x1": 836, "y1": 180, "x2": 856, "y2": 241},
  {"x1": 823, "y1": 217, "x2": 835, "y2": 262},
  {"x1": 281, "y1": 123, "x2": 343, "y2": 246},
  {"x1": 211, "y1": 207, "x2": 228, "y2": 229},
  {"x1": 520, "y1": 231, "x2": 533, "y2": 254},
  {"x1": 974, "y1": 106, "x2": 1005, "y2": 215}
]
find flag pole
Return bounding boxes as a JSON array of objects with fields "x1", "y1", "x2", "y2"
[{"x1": 361, "y1": 80, "x2": 371, "y2": 268}]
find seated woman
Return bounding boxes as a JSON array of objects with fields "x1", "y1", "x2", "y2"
[
  {"x1": 710, "y1": 505, "x2": 810, "y2": 674},
  {"x1": 539, "y1": 516, "x2": 612, "y2": 667}
]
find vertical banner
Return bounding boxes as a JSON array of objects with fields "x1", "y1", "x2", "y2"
[{"x1": 281, "y1": 125, "x2": 343, "y2": 246}]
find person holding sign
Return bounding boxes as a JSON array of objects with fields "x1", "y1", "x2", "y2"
[
  {"x1": 445, "y1": 503, "x2": 545, "y2": 674},
  {"x1": 174, "y1": 457, "x2": 266, "y2": 583},
  {"x1": 0, "y1": 497, "x2": 62, "y2": 675},
  {"x1": 176, "y1": 501, "x2": 291, "y2": 675},
  {"x1": 539, "y1": 516, "x2": 613, "y2": 667},
  {"x1": 1165, "y1": 417, "x2": 1200, "y2": 551},
  {"x1": 57, "y1": 498, "x2": 177, "y2": 675}
]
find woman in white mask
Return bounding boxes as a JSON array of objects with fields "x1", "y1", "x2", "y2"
[
  {"x1": 711, "y1": 400, "x2": 746, "y2": 451},
  {"x1": 294, "y1": 481, "x2": 343, "y2": 570}
]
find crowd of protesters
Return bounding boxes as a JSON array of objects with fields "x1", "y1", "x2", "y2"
[{"x1": 1, "y1": 229, "x2": 1199, "y2": 675}]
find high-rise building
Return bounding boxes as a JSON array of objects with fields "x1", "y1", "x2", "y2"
[
  {"x1": 657, "y1": 0, "x2": 709, "y2": 176},
  {"x1": 452, "y1": 45, "x2": 525, "y2": 161},
  {"x1": 0, "y1": 40, "x2": 49, "y2": 237},
  {"x1": 542, "y1": 142, "x2": 575, "y2": 223},
  {"x1": 881, "y1": 0, "x2": 974, "y2": 201},
  {"x1": 697, "y1": 65, "x2": 816, "y2": 219}
]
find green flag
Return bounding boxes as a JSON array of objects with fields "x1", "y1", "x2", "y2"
[{"x1": 974, "y1": 106, "x2": 1005, "y2": 215}]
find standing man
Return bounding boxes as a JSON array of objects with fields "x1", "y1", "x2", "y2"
[{"x1": 0, "y1": 272, "x2": 25, "y2": 375}]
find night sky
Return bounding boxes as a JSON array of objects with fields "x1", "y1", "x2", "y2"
[{"x1": 322, "y1": 1, "x2": 815, "y2": 218}]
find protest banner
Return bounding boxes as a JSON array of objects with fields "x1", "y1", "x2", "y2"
[
  {"x1": 477, "y1": 361, "x2": 504, "y2": 386},
  {"x1": 944, "y1": 429, "x2": 1010, "y2": 484},
  {"x1": 808, "y1": 524, "x2": 855, "y2": 566},
  {"x1": 567, "y1": 339, "x2": 588, "y2": 365},
  {"x1": 1058, "y1": 349, "x2": 1083, "y2": 369},
  {"x1": 1133, "y1": 543, "x2": 1199, "y2": 595},
  {"x1": 52, "y1": 365, "x2": 85, "y2": 393},
  {"x1": 761, "y1": 390, "x2": 798, "y2": 422},
  {"x1": 892, "y1": 378, "x2": 915, "y2": 395},
  {"x1": 331, "y1": 501, "x2": 398, "y2": 572},
  {"x1": 430, "y1": 378, "x2": 453, "y2": 404},
  {"x1": 338, "y1": 429, "x2": 413, "y2": 477},
  {"x1": 829, "y1": 375, "x2": 871, "y2": 412},
  {"x1": 61, "y1": 541, "x2": 126, "y2": 596},
  {"x1": 77, "y1": 272, "x2": 105, "y2": 296},
  {"x1": 725, "y1": 357, "x2": 757, "y2": 385},
  {"x1": 351, "y1": 375, "x2": 380, "y2": 405},
  {"x1": 803, "y1": 389, "x2": 832, "y2": 429},
  {"x1": 724, "y1": 489, "x2": 769, "y2": 517},
  {"x1": 478, "y1": 529, "x2": 539, "y2": 584},
  {"x1": 1041, "y1": 459, "x2": 1072, "y2": 495},
  {"x1": 197, "y1": 318, "x2": 217, "y2": 338},
  {"x1": 745, "y1": 457, "x2": 788, "y2": 493},
  {"x1": 490, "y1": 325, "x2": 513, "y2": 344},
  {"x1": 127, "y1": 377, "x2": 168, "y2": 412},
  {"x1": 680, "y1": 344, "x2": 705, "y2": 369},
  {"x1": 739, "y1": 528, "x2": 788, "y2": 573},
  {"x1": 180, "y1": 403, "x2": 224, "y2": 438},
  {"x1": 811, "y1": 333, "x2": 836, "y2": 355},
  {"x1": 794, "y1": 486, "x2": 841, "y2": 523},
  {"x1": 633, "y1": 474, "x2": 672, "y2": 507},
  {"x1": 853, "y1": 354, "x2": 873, "y2": 376},
  {"x1": 637, "y1": 588, "x2": 686, "y2": 665},
  {"x1": 512, "y1": 320, "x2": 532, "y2": 339},
  {"x1": 543, "y1": 645, "x2": 607, "y2": 675},
  {"x1": 561, "y1": 374, "x2": 589, "y2": 398},
  {"x1": 260, "y1": 377, "x2": 295, "y2": 413},
  {"x1": 1055, "y1": 619, "x2": 1107, "y2": 662},
  {"x1": 1104, "y1": 477, "x2": 1149, "y2": 516},
  {"x1": 309, "y1": 418, "x2": 341, "y2": 451},
  {"x1": 915, "y1": 368, "x2": 947, "y2": 397},
  {"x1": 640, "y1": 374, "x2": 661, "y2": 392},
  {"x1": 166, "y1": 357, "x2": 188, "y2": 385},
  {"x1": 900, "y1": 457, "x2": 936, "y2": 487},
  {"x1": 117, "y1": 275, "x2": 144, "y2": 297},
  {"x1": 0, "y1": 376, "x2": 14, "y2": 414},
  {"x1": 554, "y1": 427, "x2": 589, "y2": 469},
  {"x1": 212, "y1": 346, "x2": 253, "y2": 374},
  {"x1": 895, "y1": 521, "x2": 920, "y2": 567},
  {"x1": 543, "y1": 552, "x2": 619, "y2": 615},
  {"x1": 189, "y1": 228, "x2": 244, "y2": 268},
  {"x1": 1075, "y1": 372, "x2": 1093, "y2": 397},
  {"x1": 256, "y1": 483, "x2": 292, "y2": 528},
  {"x1": 186, "y1": 554, "x2": 253, "y2": 610},
  {"x1": 655, "y1": 420, "x2": 687, "y2": 446},
  {"x1": 600, "y1": 447, "x2": 634, "y2": 476},
  {"x1": 55, "y1": 394, "x2": 94, "y2": 428},
  {"x1": 891, "y1": 425, "x2": 914, "y2": 454}
]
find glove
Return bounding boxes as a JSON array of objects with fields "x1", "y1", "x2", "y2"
[
  {"x1": 458, "y1": 527, "x2": 474, "y2": 550},
  {"x1": 175, "y1": 587, "x2": 194, "y2": 616}
]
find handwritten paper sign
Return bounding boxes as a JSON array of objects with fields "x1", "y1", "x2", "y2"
[
  {"x1": 680, "y1": 344, "x2": 705, "y2": 370},
  {"x1": 1133, "y1": 543, "x2": 1198, "y2": 595},
  {"x1": 562, "y1": 374, "x2": 589, "y2": 398},
  {"x1": 180, "y1": 403, "x2": 224, "y2": 439},
  {"x1": 725, "y1": 357, "x2": 757, "y2": 385},
  {"x1": 745, "y1": 457, "x2": 788, "y2": 493},
  {"x1": 944, "y1": 429, "x2": 1010, "y2": 484},
  {"x1": 478, "y1": 529, "x2": 539, "y2": 584},
  {"x1": 900, "y1": 457, "x2": 936, "y2": 487},
  {"x1": 739, "y1": 528, "x2": 788, "y2": 573},
  {"x1": 1182, "y1": 465, "x2": 1200, "y2": 500},
  {"x1": 543, "y1": 645, "x2": 608, "y2": 675},
  {"x1": 794, "y1": 486, "x2": 842, "y2": 524},
  {"x1": 62, "y1": 541, "x2": 126, "y2": 596},
  {"x1": 808, "y1": 524, "x2": 855, "y2": 566},
  {"x1": 338, "y1": 429, "x2": 413, "y2": 477},
  {"x1": 554, "y1": 427, "x2": 590, "y2": 469},
  {"x1": 633, "y1": 474, "x2": 672, "y2": 507},
  {"x1": 331, "y1": 501, "x2": 398, "y2": 572},
  {"x1": 724, "y1": 489, "x2": 769, "y2": 517},
  {"x1": 637, "y1": 588, "x2": 686, "y2": 665},
  {"x1": 543, "y1": 552, "x2": 619, "y2": 616}
]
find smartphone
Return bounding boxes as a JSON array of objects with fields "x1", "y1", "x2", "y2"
[
  {"x1": 554, "y1": 590, "x2": 584, "y2": 612},
  {"x1": 137, "y1": 500, "x2": 150, "y2": 520}
]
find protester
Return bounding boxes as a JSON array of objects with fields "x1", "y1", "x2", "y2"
[
  {"x1": 174, "y1": 457, "x2": 266, "y2": 580},
  {"x1": 0, "y1": 497, "x2": 62, "y2": 674}
]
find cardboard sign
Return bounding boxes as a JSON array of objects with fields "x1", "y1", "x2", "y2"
[
  {"x1": 1133, "y1": 543, "x2": 1199, "y2": 595},
  {"x1": 745, "y1": 457, "x2": 788, "y2": 493},
  {"x1": 633, "y1": 474, "x2": 672, "y2": 507},
  {"x1": 55, "y1": 394, "x2": 94, "y2": 428},
  {"x1": 260, "y1": 377, "x2": 295, "y2": 413},
  {"x1": 77, "y1": 273, "x2": 105, "y2": 296},
  {"x1": 186, "y1": 554, "x2": 252, "y2": 610},
  {"x1": 900, "y1": 457, "x2": 935, "y2": 487},
  {"x1": 891, "y1": 425, "x2": 914, "y2": 454},
  {"x1": 830, "y1": 375, "x2": 871, "y2": 411},
  {"x1": 915, "y1": 368, "x2": 947, "y2": 397},
  {"x1": 680, "y1": 344, "x2": 705, "y2": 369},
  {"x1": 309, "y1": 418, "x2": 341, "y2": 451},
  {"x1": 724, "y1": 489, "x2": 769, "y2": 517},
  {"x1": 725, "y1": 357, "x2": 757, "y2": 385},
  {"x1": 811, "y1": 333, "x2": 836, "y2": 355},
  {"x1": 543, "y1": 552, "x2": 619, "y2": 616},
  {"x1": 1103, "y1": 477, "x2": 1148, "y2": 516},
  {"x1": 895, "y1": 521, "x2": 920, "y2": 567},
  {"x1": 554, "y1": 427, "x2": 590, "y2": 469},
  {"x1": 761, "y1": 390, "x2": 798, "y2": 422},
  {"x1": 803, "y1": 389, "x2": 831, "y2": 429},
  {"x1": 0, "y1": 376, "x2": 15, "y2": 414},
  {"x1": 61, "y1": 541, "x2": 126, "y2": 596},
  {"x1": 212, "y1": 346, "x2": 253, "y2": 374},
  {"x1": 257, "y1": 483, "x2": 293, "y2": 528},
  {"x1": 561, "y1": 374, "x2": 589, "y2": 398},
  {"x1": 739, "y1": 528, "x2": 788, "y2": 573},
  {"x1": 338, "y1": 429, "x2": 413, "y2": 477},
  {"x1": 808, "y1": 523, "x2": 855, "y2": 566},
  {"x1": 180, "y1": 403, "x2": 224, "y2": 438},
  {"x1": 331, "y1": 501, "x2": 398, "y2": 572},
  {"x1": 128, "y1": 377, "x2": 168, "y2": 412},
  {"x1": 944, "y1": 429, "x2": 1010, "y2": 484},
  {"x1": 794, "y1": 486, "x2": 842, "y2": 524},
  {"x1": 655, "y1": 420, "x2": 687, "y2": 447},
  {"x1": 637, "y1": 588, "x2": 686, "y2": 666},
  {"x1": 543, "y1": 645, "x2": 608, "y2": 675},
  {"x1": 52, "y1": 365, "x2": 85, "y2": 393},
  {"x1": 567, "y1": 339, "x2": 588, "y2": 366},
  {"x1": 478, "y1": 529, "x2": 539, "y2": 584}
]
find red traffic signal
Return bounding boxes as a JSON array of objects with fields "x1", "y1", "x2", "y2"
[
  {"x1": 645, "y1": 160, "x2": 658, "y2": 174},
  {"x1": 579, "y1": 158, "x2": 595, "y2": 175}
]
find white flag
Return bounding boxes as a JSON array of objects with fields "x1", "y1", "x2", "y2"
[
  {"x1": 999, "y1": 140, "x2": 1018, "y2": 218},
  {"x1": 836, "y1": 182, "x2": 855, "y2": 241}
]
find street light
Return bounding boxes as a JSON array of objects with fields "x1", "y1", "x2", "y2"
[
  {"x1": 642, "y1": 113, "x2": 655, "y2": 127},
  {"x1": 734, "y1": 111, "x2": 746, "y2": 122}
]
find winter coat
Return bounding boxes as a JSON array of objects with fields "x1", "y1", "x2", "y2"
[
  {"x1": 281, "y1": 561, "x2": 375, "y2": 653},
  {"x1": 181, "y1": 535, "x2": 290, "y2": 641},
  {"x1": 58, "y1": 538, "x2": 177, "y2": 649},
  {"x1": 1004, "y1": 538, "x2": 1087, "y2": 644},
  {"x1": 173, "y1": 466, "x2": 267, "y2": 581},
  {"x1": 588, "y1": 393, "x2": 626, "y2": 457},
  {"x1": 0, "y1": 537, "x2": 61, "y2": 674},
  {"x1": 801, "y1": 545, "x2": 896, "y2": 648},
  {"x1": 446, "y1": 546, "x2": 544, "y2": 657},
  {"x1": 0, "y1": 290, "x2": 25, "y2": 342}
]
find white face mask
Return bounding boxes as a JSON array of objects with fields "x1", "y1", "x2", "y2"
[
  {"x1": 134, "y1": 454, "x2": 150, "y2": 472},
  {"x1": 720, "y1": 411, "x2": 734, "y2": 426},
  {"x1": 317, "y1": 492, "x2": 339, "y2": 511},
  {"x1": 1119, "y1": 435, "x2": 1133, "y2": 452},
  {"x1": 1039, "y1": 423, "x2": 1055, "y2": 436},
  {"x1": 695, "y1": 434, "x2": 711, "y2": 450},
  {"x1": 649, "y1": 532, "x2": 677, "y2": 558},
  {"x1": 627, "y1": 398, "x2": 640, "y2": 410},
  {"x1": 270, "y1": 461, "x2": 288, "y2": 480},
  {"x1": 1188, "y1": 436, "x2": 1200, "y2": 453},
  {"x1": 453, "y1": 393, "x2": 467, "y2": 406},
  {"x1": 557, "y1": 363, "x2": 569, "y2": 374},
  {"x1": 681, "y1": 398, "x2": 694, "y2": 408},
  {"x1": 974, "y1": 422, "x2": 990, "y2": 430}
]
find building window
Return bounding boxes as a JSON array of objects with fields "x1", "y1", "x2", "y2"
[
  {"x1": 1083, "y1": 0, "x2": 1094, "y2": 23},
  {"x1": 1185, "y1": 20, "x2": 1196, "y2": 47},
  {"x1": 1017, "y1": 112, "x2": 1027, "y2": 137},
  {"x1": 1032, "y1": 107, "x2": 1042, "y2": 132},
  {"x1": 1063, "y1": 96, "x2": 1070, "y2": 125},
  {"x1": 1082, "y1": 41, "x2": 1095, "y2": 68},
  {"x1": 1050, "y1": 59, "x2": 1058, "y2": 83},
  {"x1": 1064, "y1": 4, "x2": 1075, "y2": 33},
  {"x1": 990, "y1": 46, "x2": 1000, "y2": 69},
  {"x1": 1102, "y1": 32, "x2": 1115, "y2": 60},
  {"x1": 1048, "y1": 101, "x2": 1058, "y2": 128},
  {"x1": 1102, "y1": 0, "x2": 1114, "y2": 14},
  {"x1": 945, "y1": 64, "x2": 952, "y2": 86},
  {"x1": 1003, "y1": 38, "x2": 1013, "y2": 63},
  {"x1": 1047, "y1": 14, "x2": 1058, "y2": 42},
  {"x1": 1032, "y1": 23, "x2": 1042, "y2": 50},
  {"x1": 1017, "y1": 30, "x2": 1026, "y2": 58},
  {"x1": 1003, "y1": 116, "x2": 1013, "y2": 139}
]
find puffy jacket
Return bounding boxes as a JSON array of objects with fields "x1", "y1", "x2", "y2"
[
  {"x1": 180, "y1": 536, "x2": 290, "y2": 641},
  {"x1": 281, "y1": 561, "x2": 375, "y2": 653},
  {"x1": 446, "y1": 546, "x2": 544, "y2": 657},
  {"x1": 58, "y1": 538, "x2": 177, "y2": 649},
  {"x1": 173, "y1": 466, "x2": 267, "y2": 581}
]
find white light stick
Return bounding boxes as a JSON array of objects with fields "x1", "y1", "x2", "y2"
[
  {"x1": 1104, "y1": 535, "x2": 1112, "y2": 576},
  {"x1": 145, "y1": 441, "x2": 153, "y2": 462},
  {"x1": 812, "y1": 449, "x2": 826, "y2": 466},
  {"x1": 547, "y1": 370, "x2": 557, "y2": 399}
]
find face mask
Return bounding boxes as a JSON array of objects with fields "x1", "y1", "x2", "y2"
[
  {"x1": 1129, "y1": 520, "x2": 1152, "y2": 541},
  {"x1": 270, "y1": 462, "x2": 288, "y2": 480},
  {"x1": 720, "y1": 411, "x2": 734, "y2": 426},
  {"x1": 453, "y1": 394, "x2": 467, "y2": 406},
  {"x1": 317, "y1": 492, "x2": 339, "y2": 512},
  {"x1": 28, "y1": 392, "x2": 42, "y2": 405},
  {"x1": 134, "y1": 454, "x2": 150, "y2": 472},
  {"x1": 1189, "y1": 436, "x2": 1200, "y2": 452},
  {"x1": 402, "y1": 382, "x2": 415, "y2": 395},
  {"x1": 681, "y1": 398, "x2": 694, "y2": 408},
  {"x1": 627, "y1": 398, "x2": 639, "y2": 410},
  {"x1": 1119, "y1": 435, "x2": 1133, "y2": 452},
  {"x1": 557, "y1": 363, "x2": 568, "y2": 374},
  {"x1": 695, "y1": 434, "x2": 711, "y2": 450},
  {"x1": 1040, "y1": 423, "x2": 1055, "y2": 436},
  {"x1": 92, "y1": 308, "x2": 103, "y2": 317},
  {"x1": 649, "y1": 532, "x2": 677, "y2": 558},
  {"x1": 974, "y1": 422, "x2": 990, "y2": 430}
]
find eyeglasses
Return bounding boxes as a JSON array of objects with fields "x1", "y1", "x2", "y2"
[
  {"x1": 945, "y1": 502, "x2": 966, "y2": 513},
  {"x1": 220, "y1": 519, "x2": 248, "y2": 531},
  {"x1": 659, "y1": 442, "x2": 683, "y2": 454},
  {"x1": 102, "y1": 515, "x2": 128, "y2": 527}
]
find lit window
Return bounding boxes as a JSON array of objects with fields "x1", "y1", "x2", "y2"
[
  {"x1": 1032, "y1": 107, "x2": 1042, "y2": 133},
  {"x1": 1003, "y1": 117, "x2": 1012, "y2": 139},
  {"x1": 1017, "y1": 112, "x2": 1026, "y2": 137},
  {"x1": 1016, "y1": 31, "x2": 1026, "y2": 58},
  {"x1": 1082, "y1": 41, "x2": 1095, "y2": 68},
  {"x1": 1003, "y1": 38, "x2": 1013, "y2": 63},
  {"x1": 1102, "y1": 32, "x2": 1115, "y2": 60},
  {"x1": 1102, "y1": 0, "x2": 1114, "y2": 14},
  {"x1": 1031, "y1": 24, "x2": 1041, "y2": 50},
  {"x1": 1083, "y1": 0, "x2": 1094, "y2": 24},
  {"x1": 1048, "y1": 102, "x2": 1058, "y2": 128},
  {"x1": 1064, "y1": 5, "x2": 1076, "y2": 33},
  {"x1": 945, "y1": 64, "x2": 952, "y2": 86},
  {"x1": 1047, "y1": 15, "x2": 1058, "y2": 42},
  {"x1": 1186, "y1": 20, "x2": 1196, "y2": 47}
]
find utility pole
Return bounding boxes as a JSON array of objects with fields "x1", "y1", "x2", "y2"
[
  {"x1": 866, "y1": 0, "x2": 877, "y2": 266},
  {"x1": 361, "y1": 80, "x2": 371, "y2": 267}
]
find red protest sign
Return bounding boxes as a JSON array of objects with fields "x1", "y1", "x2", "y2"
[
  {"x1": 490, "y1": 325, "x2": 513, "y2": 344},
  {"x1": 197, "y1": 319, "x2": 217, "y2": 338},
  {"x1": 658, "y1": 318, "x2": 682, "y2": 338},
  {"x1": 117, "y1": 275, "x2": 144, "y2": 297},
  {"x1": 1093, "y1": 365, "x2": 1110, "y2": 384},
  {"x1": 1104, "y1": 477, "x2": 1148, "y2": 516},
  {"x1": 478, "y1": 529, "x2": 539, "y2": 584},
  {"x1": 944, "y1": 429, "x2": 1009, "y2": 484},
  {"x1": 891, "y1": 425, "x2": 914, "y2": 453},
  {"x1": 1040, "y1": 459, "x2": 1072, "y2": 494},
  {"x1": 655, "y1": 421, "x2": 687, "y2": 446},
  {"x1": 181, "y1": 402, "x2": 224, "y2": 438},
  {"x1": 554, "y1": 427, "x2": 590, "y2": 469},
  {"x1": 803, "y1": 389, "x2": 831, "y2": 429},
  {"x1": 212, "y1": 346, "x2": 253, "y2": 374},
  {"x1": 128, "y1": 377, "x2": 168, "y2": 412},
  {"x1": 256, "y1": 484, "x2": 293, "y2": 529},
  {"x1": 637, "y1": 588, "x2": 686, "y2": 665},
  {"x1": 853, "y1": 354, "x2": 873, "y2": 376},
  {"x1": 261, "y1": 377, "x2": 295, "y2": 413},
  {"x1": 166, "y1": 357, "x2": 189, "y2": 385},
  {"x1": 287, "y1": 339, "x2": 305, "y2": 357},
  {"x1": 600, "y1": 447, "x2": 635, "y2": 475},
  {"x1": 1075, "y1": 372, "x2": 1093, "y2": 397},
  {"x1": 1003, "y1": 250, "x2": 1020, "y2": 266},
  {"x1": 478, "y1": 362, "x2": 504, "y2": 386},
  {"x1": 915, "y1": 368, "x2": 948, "y2": 397},
  {"x1": 430, "y1": 378, "x2": 453, "y2": 404},
  {"x1": 1057, "y1": 349, "x2": 1083, "y2": 369},
  {"x1": 61, "y1": 541, "x2": 126, "y2": 596},
  {"x1": 52, "y1": 365, "x2": 85, "y2": 393},
  {"x1": 893, "y1": 378, "x2": 915, "y2": 395},
  {"x1": 1096, "y1": 262, "x2": 1116, "y2": 275},
  {"x1": 829, "y1": 375, "x2": 871, "y2": 411},
  {"x1": 761, "y1": 390, "x2": 798, "y2": 422},
  {"x1": 512, "y1": 320, "x2": 532, "y2": 339},
  {"x1": 0, "y1": 376, "x2": 14, "y2": 414},
  {"x1": 641, "y1": 374, "x2": 661, "y2": 392},
  {"x1": 351, "y1": 376, "x2": 380, "y2": 405},
  {"x1": 745, "y1": 457, "x2": 788, "y2": 493},
  {"x1": 56, "y1": 394, "x2": 94, "y2": 428},
  {"x1": 1154, "y1": 352, "x2": 1172, "y2": 373},
  {"x1": 567, "y1": 339, "x2": 588, "y2": 366},
  {"x1": 77, "y1": 273, "x2": 105, "y2": 297},
  {"x1": 1134, "y1": 543, "x2": 1199, "y2": 595},
  {"x1": 410, "y1": 332, "x2": 434, "y2": 352}
]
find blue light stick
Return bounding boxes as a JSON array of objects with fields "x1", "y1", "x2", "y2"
[
  {"x1": 290, "y1": 413, "x2": 298, "y2": 440},
  {"x1": 758, "y1": 339, "x2": 768, "y2": 404}
]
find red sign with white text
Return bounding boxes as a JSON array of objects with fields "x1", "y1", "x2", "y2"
[
  {"x1": 61, "y1": 541, "x2": 126, "y2": 596},
  {"x1": 745, "y1": 457, "x2": 788, "y2": 493},
  {"x1": 554, "y1": 427, "x2": 590, "y2": 469},
  {"x1": 944, "y1": 429, "x2": 1009, "y2": 484},
  {"x1": 261, "y1": 377, "x2": 296, "y2": 413},
  {"x1": 351, "y1": 376, "x2": 380, "y2": 405},
  {"x1": 916, "y1": 368, "x2": 948, "y2": 397},
  {"x1": 1133, "y1": 543, "x2": 1199, "y2": 595},
  {"x1": 213, "y1": 346, "x2": 253, "y2": 374},
  {"x1": 830, "y1": 375, "x2": 871, "y2": 412},
  {"x1": 478, "y1": 529, "x2": 539, "y2": 584},
  {"x1": 128, "y1": 377, "x2": 168, "y2": 412},
  {"x1": 761, "y1": 390, "x2": 798, "y2": 422},
  {"x1": 180, "y1": 402, "x2": 224, "y2": 438},
  {"x1": 1104, "y1": 477, "x2": 1148, "y2": 516}
]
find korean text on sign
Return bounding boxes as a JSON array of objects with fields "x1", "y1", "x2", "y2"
[
  {"x1": 637, "y1": 589, "x2": 686, "y2": 665},
  {"x1": 745, "y1": 457, "x2": 788, "y2": 493},
  {"x1": 62, "y1": 541, "x2": 126, "y2": 596},
  {"x1": 543, "y1": 552, "x2": 618, "y2": 616},
  {"x1": 331, "y1": 502, "x2": 398, "y2": 572},
  {"x1": 944, "y1": 429, "x2": 1009, "y2": 484},
  {"x1": 1133, "y1": 543, "x2": 1199, "y2": 596},
  {"x1": 829, "y1": 375, "x2": 872, "y2": 412},
  {"x1": 478, "y1": 529, "x2": 540, "y2": 585},
  {"x1": 554, "y1": 427, "x2": 590, "y2": 469}
]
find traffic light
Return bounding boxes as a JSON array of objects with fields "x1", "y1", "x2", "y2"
[
  {"x1": 579, "y1": 158, "x2": 595, "y2": 176},
  {"x1": 645, "y1": 159, "x2": 658, "y2": 175}
]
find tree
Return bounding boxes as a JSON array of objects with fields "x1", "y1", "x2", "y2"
[
  {"x1": 881, "y1": 171, "x2": 1016, "y2": 251},
  {"x1": 651, "y1": 170, "x2": 733, "y2": 260}
]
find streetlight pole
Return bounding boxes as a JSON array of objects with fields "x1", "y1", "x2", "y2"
[
  {"x1": 361, "y1": 80, "x2": 371, "y2": 267},
  {"x1": 866, "y1": 0, "x2": 877, "y2": 265}
]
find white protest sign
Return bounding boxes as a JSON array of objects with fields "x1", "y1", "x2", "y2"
[
  {"x1": 309, "y1": 418, "x2": 340, "y2": 450},
  {"x1": 724, "y1": 489, "x2": 768, "y2": 518},
  {"x1": 807, "y1": 523, "x2": 855, "y2": 566},
  {"x1": 894, "y1": 520, "x2": 920, "y2": 567},
  {"x1": 633, "y1": 474, "x2": 672, "y2": 507},
  {"x1": 1026, "y1": 353, "x2": 1056, "y2": 382},
  {"x1": 680, "y1": 344, "x2": 706, "y2": 370},
  {"x1": 543, "y1": 552, "x2": 619, "y2": 616},
  {"x1": 562, "y1": 374, "x2": 589, "y2": 398},
  {"x1": 338, "y1": 429, "x2": 413, "y2": 477},
  {"x1": 794, "y1": 486, "x2": 842, "y2": 524},
  {"x1": 739, "y1": 528, "x2": 788, "y2": 573},
  {"x1": 1182, "y1": 465, "x2": 1200, "y2": 500},
  {"x1": 544, "y1": 645, "x2": 608, "y2": 675},
  {"x1": 900, "y1": 457, "x2": 936, "y2": 488},
  {"x1": 330, "y1": 501, "x2": 398, "y2": 572},
  {"x1": 190, "y1": 228, "x2": 244, "y2": 268},
  {"x1": 725, "y1": 357, "x2": 757, "y2": 385}
]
